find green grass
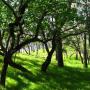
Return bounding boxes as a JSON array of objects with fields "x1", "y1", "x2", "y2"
[{"x1": 0, "y1": 50, "x2": 90, "y2": 90}]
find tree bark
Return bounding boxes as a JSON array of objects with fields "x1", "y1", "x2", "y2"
[
  {"x1": 84, "y1": 33, "x2": 88, "y2": 68},
  {"x1": 41, "y1": 48, "x2": 55, "y2": 72},
  {"x1": 78, "y1": 50, "x2": 83, "y2": 64},
  {"x1": 41, "y1": 36, "x2": 56, "y2": 72},
  {"x1": 0, "y1": 53, "x2": 11, "y2": 86},
  {"x1": 0, "y1": 50, "x2": 31, "y2": 86},
  {"x1": 56, "y1": 36, "x2": 64, "y2": 67}
]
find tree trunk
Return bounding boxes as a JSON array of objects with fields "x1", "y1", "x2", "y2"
[
  {"x1": 84, "y1": 33, "x2": 88, "y2": 68},
  {"x1": 44, "y1": 42, "x2": 49, "y2": 54},
  {"x1": 56, "y1": 36, "x2": 64, "y2": 67},
  {"x1": 0, "y1": 51, "x2": 31, "y2": 86},
  {"x1": 41, "y1": 49, "x2": 55, "y2": 72},
  {"x1": 78, "y1": 50, "x2": 83, "y2": 64},
  {"x1": 88, "y1": 33, "x2": 90, "y2": 47},
  {"x1": 0, "y1": 54, "x2": 10, "y2": 86},
  {"x1": 41, "y1": 36, "x2": 56, "y2": 72}
]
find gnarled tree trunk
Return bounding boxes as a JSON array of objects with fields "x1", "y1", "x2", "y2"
[
  {"x1": 41, "y1": 47, "x2": 55, "y2": 72},
  {"x1": 0, "y1": 53, "x2": 11, "y2": 86},
  {"x1": 41, "y1": 36, "x2": 56, "y2": 72}
]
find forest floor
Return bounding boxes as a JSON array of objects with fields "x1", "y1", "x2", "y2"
[{"x1": 0, "y1": 50, "x2": 90, "y2": 90}]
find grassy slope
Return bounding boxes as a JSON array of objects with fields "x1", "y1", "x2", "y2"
[{"x1": 0, "y1": 49, "x2": 90, "y2": 90}]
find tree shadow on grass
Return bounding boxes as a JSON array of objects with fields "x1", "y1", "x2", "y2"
[
  {"x1": 5, "y1": 63, "x2": 90, "y2": 90},
  {"x1": 14, "y1": 56, "x2": 42, "y2": 67},
  {"x1": 5, "y1": 55, "x2": 41, "y2": 90},
  {"x1": 6, "y1": 69, "x2": 35, "y2": 90},
  {"x1": 5, "y1": 55, "x2": 90, "y2": 90},
  {"x1": 45, "y1": 66, "x2": 90, "y2": 90}
]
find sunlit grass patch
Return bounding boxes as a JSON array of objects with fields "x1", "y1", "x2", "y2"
[
  {"x1": 6, "y1": 77, "x2": 18, "y2": 87},
  {"x1": 0, "y1": 49, "x2": 90, "y2": 90}
]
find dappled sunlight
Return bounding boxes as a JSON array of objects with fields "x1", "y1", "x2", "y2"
[
  {"x1": 23, "y1": 82, "x2": 41, "y2": 90},
  {"x1": 64, "y1": 57, "x2": 84, "y2": 68},
  {"x1": 1, "y1": 52, "x2": 90, "y2": 90},
  {"x1": 6, "y1": 77, "x2": 18, "y2": 87},
  {"x1": 0, "y1": 0, "x2": 90, "y2": 89}
]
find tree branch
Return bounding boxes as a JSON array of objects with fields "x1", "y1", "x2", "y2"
[
  {"x1": 63, "y1": 23, "x2": 80, "y2": 32},
  {"x1": 63, "y1": 30, "x2": 88, "y2": 39}
]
